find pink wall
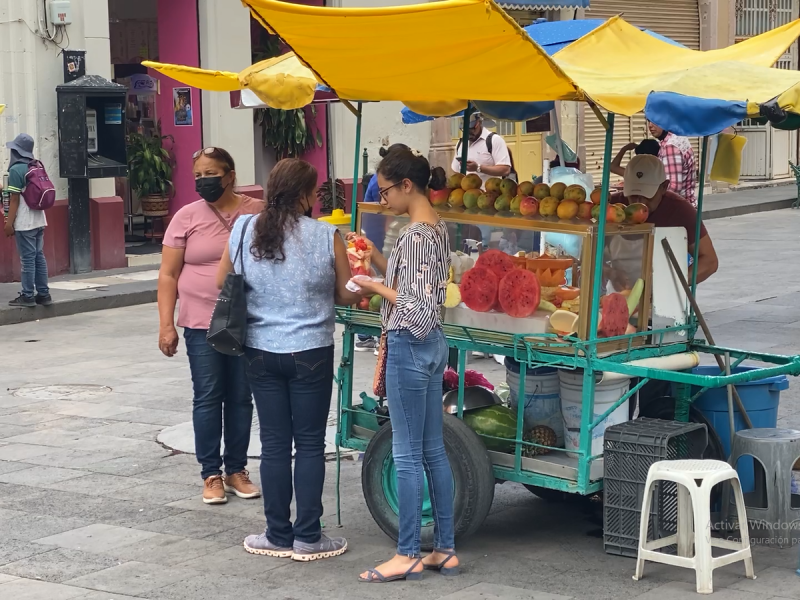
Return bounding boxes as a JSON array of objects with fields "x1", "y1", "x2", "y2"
[{"x1": 152, "y1": 0, "x2": 202, "y2": 214}]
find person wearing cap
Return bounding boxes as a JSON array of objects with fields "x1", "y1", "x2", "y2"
[
  {"x1": 2, "y1": 134, "x2": 51, "y2": 308},
  {"x1": 614, "y1": 154, "x2": 718, "y2": 284},
  {"x1": 609, "y1": 138, "x2": 661, "y2": 178},
  {"x1": 450, "y1": 112, "x2": 512, "y2": 184}
]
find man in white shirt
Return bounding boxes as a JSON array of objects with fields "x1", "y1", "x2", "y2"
[{"x1": 451, "y1": 112, "x2": 513, "y2": 183}]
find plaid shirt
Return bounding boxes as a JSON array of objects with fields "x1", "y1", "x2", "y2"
[{"x1": 659, "y1": 133, "x2": 697, "y2": 207}]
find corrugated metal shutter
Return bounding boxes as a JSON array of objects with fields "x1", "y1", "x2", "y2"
[{"x1": 581, "y1": 0, "x2": 701, "y2": 182}]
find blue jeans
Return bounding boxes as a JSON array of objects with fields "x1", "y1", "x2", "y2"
[
  {"x1": 183, "y1": 328, "x2": 253, "y2": 479},
  {"x1": 386, "y1": 328, "x2": 454, "y2": 557},
  {"x1": 244, "y1": 344, "x2": 334, "y2": 547},
  {"x1": 15, "y1": 227, "x2": 49, "y2": 298}
]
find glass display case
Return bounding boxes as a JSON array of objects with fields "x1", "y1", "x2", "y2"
[{"x1": 357, "y1": 203, "x2": 654, "y2": 353}]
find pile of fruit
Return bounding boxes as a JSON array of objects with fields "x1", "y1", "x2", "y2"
[
  {"x1": 548, "y1": 278, "x2": 644, "y2": 339},
  {"x1": 435, "y1": 173, "x2": 649, "y2": 225}
]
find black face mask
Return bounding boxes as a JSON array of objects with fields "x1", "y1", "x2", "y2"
[
  {"x1": 303, "y1": 205, "x2": 313, "y2": 218},
  {"x1": 196, "y1": 176, "x2": 226, "y2": 203}
]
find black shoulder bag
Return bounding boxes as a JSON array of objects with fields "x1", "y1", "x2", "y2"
[{"x1": 207, "y1": 215, "x2": 254, "y2": 356}]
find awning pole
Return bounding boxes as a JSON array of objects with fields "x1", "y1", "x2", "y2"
[
  {"x1": 690, "y1": 135, "x2": 709, "y2": 315},
  {"x1": 460, "y1": 104, "x2": 473, "y2": 175},
  {"x1": 588, "y1": 111, "x2": 615, "y2": 341},
  {"x1": 349, "y1": 102, "x2": 363, "y2": 233}
]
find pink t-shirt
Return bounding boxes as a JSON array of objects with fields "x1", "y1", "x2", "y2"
[{"x1": 163, "y1": 197, "x2": 263, "y2": 330}]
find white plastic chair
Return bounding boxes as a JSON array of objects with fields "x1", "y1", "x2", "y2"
[{"x1": 632, "y1": 459, "x2": 756, "y2": 594}]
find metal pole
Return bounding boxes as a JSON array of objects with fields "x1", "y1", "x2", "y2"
[
  {"x1": 460, "y1": 104, "x2": 473, "y2": 175},
  {"x1": 690, "y1": 136, "x2": 709, "y2": 304},
  {"x1": 725, "y1": 352, "x2": 736, "y2": 447},
  {"x1": 348, "y1": 102, "x2": 363, "y2": 233},
  {"x1": 588, "y1": 112, "x2": 615, "y2": 339}
]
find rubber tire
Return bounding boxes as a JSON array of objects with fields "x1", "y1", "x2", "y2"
[
  {"x1": 361, "y1": 414, "x2": 495, "y2": 550},
  {"x1": 638, "y1": 395, "x2": 726, "y2": 462}
]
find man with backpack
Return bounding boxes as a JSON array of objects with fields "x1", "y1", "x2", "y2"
[
  {"x1": 3, "y1": 133, "x2": 53, "y2": 308},
  {"x1": 451, "y1": 111, "x2": 516, "y2": 183}
]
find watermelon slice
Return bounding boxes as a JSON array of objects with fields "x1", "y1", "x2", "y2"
[
  {"x1": 460, "y1": 267, "x2": 499, "y2": 312},
  {"x1": 498, "y1": 269, "x2": 541, "y2": 318},
  {"x1": 599, "y1": 293, "x2": 629, "y2": 337},
  {"x1": 475, "y1": 249, "x2": 515, "y2": 280}
]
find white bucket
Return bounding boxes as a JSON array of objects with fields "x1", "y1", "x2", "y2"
[
  {"x1": 558, "y1": 370, "x2": 630, "y2": 459},
  {"x1": 507, "y1": 364, "x2": 563, "y2": 446}
]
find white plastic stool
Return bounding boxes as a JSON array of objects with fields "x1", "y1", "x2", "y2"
[{"x1": 633, "y1": 459, "x2": 755, "y2": 594}]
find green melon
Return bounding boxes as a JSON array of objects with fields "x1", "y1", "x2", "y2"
[{"x1": 462, "y1": 404, "x2": 518, "y2": 453}]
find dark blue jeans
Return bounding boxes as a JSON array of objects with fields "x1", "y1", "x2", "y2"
[
  {"x1": 244, "y1": 344, "x2": 334, "y2": 547},
  {"x1": 183, "y1": 328, "x2": 253, "y2": 479},
  {"x1": 386, "y1": 328, "x2": 454, "y2": 557},
  {"x1": 15, "y1": 227, "x2": 49, "y2": 299}
]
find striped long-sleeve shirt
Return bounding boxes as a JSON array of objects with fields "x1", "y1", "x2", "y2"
[{"x1": 382, "y1": 219, "x2": 450, "y2": 339}]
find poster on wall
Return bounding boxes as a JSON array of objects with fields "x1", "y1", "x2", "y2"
[{"x1": 173, "y1": 88, "x2": 193, "y2": 127}]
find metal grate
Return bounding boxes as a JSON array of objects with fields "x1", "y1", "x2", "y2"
[{"x1": 603, "y1": 418, "x2": 708, "y2": 558}]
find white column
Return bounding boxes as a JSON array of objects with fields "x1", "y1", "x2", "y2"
[
  {"x1": 198, "y1": 0, "x2": 256, "y2": 187},
  {"x1": 83, "y1": 0, "x2": 115, "y2": 198}
]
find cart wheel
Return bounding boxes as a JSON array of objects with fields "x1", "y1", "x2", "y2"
[
  {"x1": 638, "y1": 396, "x2": 726, "y2": 461},
  {"x1": 361, "y1": 414, "x2": 495, "y2": 550}
]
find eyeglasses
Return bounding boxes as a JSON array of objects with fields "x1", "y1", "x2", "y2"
[
  {"x1": 378, "y1": 182, "x2": 402, "y2": 201},
  {"x1": 192, "y1": 147, "x2": 217, "y2": 159}
]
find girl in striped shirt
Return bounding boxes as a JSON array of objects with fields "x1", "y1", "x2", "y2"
[{"x1": 353, "y1": 147, "x2": 457, "y2": 582}]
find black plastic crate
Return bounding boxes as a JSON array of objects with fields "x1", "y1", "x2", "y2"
[{"x1": 603, "y1": 418, "x2": 708, "y2": 558}]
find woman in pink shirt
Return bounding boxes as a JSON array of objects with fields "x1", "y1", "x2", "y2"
[{"x1": 158, "y1": 147, "x2": 263, "y2": 505}]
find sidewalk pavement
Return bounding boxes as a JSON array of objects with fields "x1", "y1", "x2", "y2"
[{"x1": 0, "y1": 184, "x2": 797, "y2": 327}]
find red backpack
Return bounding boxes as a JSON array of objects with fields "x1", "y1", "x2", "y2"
[{"x1": 21, "y1": 160, "x2": 55, "y2": 210}]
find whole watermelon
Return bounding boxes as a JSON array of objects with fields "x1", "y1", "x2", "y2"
[{"x1": 462, "y1": 405, "x2": 518, "y2": 453}]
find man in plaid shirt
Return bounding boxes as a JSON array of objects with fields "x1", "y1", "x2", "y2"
[{"x1": 649, "y1": 122, "x2": 697, "y2": 207}]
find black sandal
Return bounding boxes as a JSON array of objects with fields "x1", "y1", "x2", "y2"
[
  {"x1": 423, "y1": 550, "x2": 460, "y2": 576},
  {"x1": 358, "y1": 558, "x2": 424, "y2": 583}
]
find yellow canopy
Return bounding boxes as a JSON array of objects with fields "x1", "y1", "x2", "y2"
[
  {"x1": 143, "y1": 52, "x2": 319, "y2": 110},
  {"x1": 0, "y1": 104, "x2": 4, "y2": 116},
  {"x1": 242, "y1": 0, "x2": 581, "y2": 115},
  {"x1": 554, "y1": 16, "x2": 800, "y2": 116}
]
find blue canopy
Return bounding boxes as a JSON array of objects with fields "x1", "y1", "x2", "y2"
[{"x1": 401, "y1": 19, "x2": 687, "y2": 125}]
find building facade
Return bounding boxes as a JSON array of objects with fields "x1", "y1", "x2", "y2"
[{"x1": 0, "y1": 0, "x2": 256, "y2": 281}]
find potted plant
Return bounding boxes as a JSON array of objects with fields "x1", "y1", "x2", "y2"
[
  {"x1": 127, "y1": 128, "x2": 174, "y2": 217},
  {"x1": 317, "y1": 178, "x2": 346, "y2": 215}
]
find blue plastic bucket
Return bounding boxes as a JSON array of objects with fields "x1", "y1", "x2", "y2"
[{"x1": 689, "y1": 366, "x2": 789, "y2": 493}]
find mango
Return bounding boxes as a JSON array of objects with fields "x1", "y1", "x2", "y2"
[
  {"x1": 463, "y1": 188, "x2": 482, "y2": 209},
  {"x1": 429, "y1": 188, "x2": 450, "y2": 206},
  {"x1": 510, "y1": 194, "x2": 523, "y2": 213},
  {"x1": 499, "y1": 178, "x2": 518, "y2": 197},
  {"x1": 625, "y1": 202, "x2": 649, "y2": 224},
  {"x1": 539, "y1": 196, "x2": 559, "y2": 217},
  {"x1": 517, "y1": 181, "x2": 534, "y2": 197},
  {"x1": 556, "y1": 199, "x2": 579, "y2": 220},
  {"x1": 494, "y1": 193, "x2": 512, "y2": 212},
  {"x1": 564, "y1": 184, "x2": 587, "y2": 203},
  {"x1": 577, "y1": 202, "x2": 593, "y2": 220},
  {"x1": 533, "y1": 183, "x2": 550, "y2": 200},
  {"x1": 485, "y1": 177, "x2": 502, "y2": 193},
  {"x1": 550, "y1": 181, "x2": 566, "y2": 200},
  {"x1": 477, "y1": 190, "x2": 498, "y2": 210},
  {"x1": 520, "y1": 196, "x2": 539, "y2": 216},
  {"x1": 447, "y1": 173, "x2": 464, "y2": 189},
  {"x1": 449, "y1": 188, "x2": 465, "y2": 207},
  {"x1": 461, "y1": 174, "x2": 482, "y2": 191}
]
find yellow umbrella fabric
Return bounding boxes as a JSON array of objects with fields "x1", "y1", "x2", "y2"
[
  {"x1": 241, "y1": 0, "x2": 582, "y2": 111},
  {"x1": 142, "y1": 53, "x2": 320, "y2": 110},
  {"x1": 553, "y1": 16, "x2": 800, "y2": 116},
  {"x1": 0, "y1": 104, "x2": 4, "y2": 116}
]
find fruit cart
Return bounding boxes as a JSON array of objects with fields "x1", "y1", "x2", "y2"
[{"x1": 157, "y1": 0, "x2": 800, "y2": 546}]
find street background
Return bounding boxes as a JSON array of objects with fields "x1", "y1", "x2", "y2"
[{"x1": 1, "y1": 210, "x2": 800, "y2": 600}]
